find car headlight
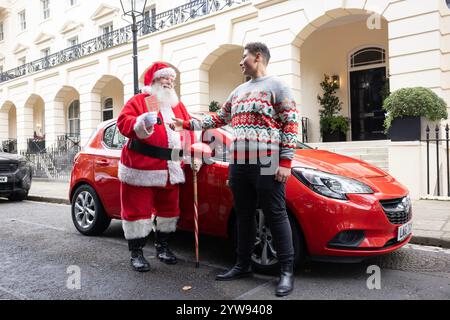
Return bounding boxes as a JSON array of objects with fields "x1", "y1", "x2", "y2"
[{"x1": 292, "y1": 167, "x2": 374, "y2": 200}]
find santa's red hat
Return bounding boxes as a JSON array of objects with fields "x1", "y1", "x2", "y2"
[{"x1": 143, "y1": 62, "x2": 176, "y2": 86}]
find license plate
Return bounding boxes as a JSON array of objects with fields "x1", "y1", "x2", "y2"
[
  {"x1": 397, "y1": 221, "x2": 412, "y2": 242},
  {"x1": 0, "y1": 177, "x2": 7, "y2": 183}
]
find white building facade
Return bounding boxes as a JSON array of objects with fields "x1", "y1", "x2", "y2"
[{"x1": 1, "y1": 0, "x2": 450, "y2": 199}]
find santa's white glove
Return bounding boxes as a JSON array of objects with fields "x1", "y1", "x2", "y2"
[
  {"x1": 192, "y1": 158, "x2": 203, "y2": 172},
  {"x1": 134, "y1": 112, "x2": 156, "y2": 139},
  {"x1": 143, "y1": 112, "x2": 158, "y2": 127}
]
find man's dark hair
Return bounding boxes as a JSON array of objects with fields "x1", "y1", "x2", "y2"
[{"x1": 244, "y1": 42, "x2": 271, "y2": 65}]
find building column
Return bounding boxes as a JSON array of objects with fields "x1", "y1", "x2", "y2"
[
  {"x1": 79, "y1": 92, "x2": 101, "y2": 146},
  {"x1": 0, "y1": 109, "x2": 8, "y2": 143},
  {"x1": 179, "y1": 64, "x2": 209, "y2": 113},
  {"x1": 16, "y1": 102, "x2": 33, "y2": 152},
  {"x1": 265, "y1": 42, "x2": 303, "y2": 139},
  {"x1": 44, "y1": 100, "x2": 65, "y2": 149}
]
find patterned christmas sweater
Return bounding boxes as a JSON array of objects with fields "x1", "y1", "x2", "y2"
[{"x1": 183, "y1": 75, "x2": 298, "y2": 168}]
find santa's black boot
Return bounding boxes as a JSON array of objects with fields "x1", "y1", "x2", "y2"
[
  {"x1": 128, "y1": 238, "x2": 150, "y2": 272},
  {"x1": 154, "y1": 231, "x2": 177, "y2": 265}
]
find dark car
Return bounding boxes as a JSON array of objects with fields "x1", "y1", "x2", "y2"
[{"x1": 0, "y1": 152, "x2": 32, "y2": 201}]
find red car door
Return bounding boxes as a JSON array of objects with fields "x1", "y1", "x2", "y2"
[{"x1": 93, "y1": 123, "x2": 123, "y2": 218}]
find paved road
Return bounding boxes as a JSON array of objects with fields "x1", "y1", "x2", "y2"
[{"x1": 0, "y1": 200, "x2": 449, "y2": 300}]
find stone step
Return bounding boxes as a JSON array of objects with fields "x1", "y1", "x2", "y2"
[{"x1": 309, "y1": 140, "x2": 390, "y2": 149}]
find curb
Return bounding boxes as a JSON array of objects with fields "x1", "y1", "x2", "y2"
[
  {"x1": 410, "y1": 236, "x2": 450, "y2": 249},
  {"x1": 27, "y1": 195, "x2": 70, "y2": 205}
]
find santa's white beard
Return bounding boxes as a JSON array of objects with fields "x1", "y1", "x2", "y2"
[{"x1": 151, "y1": 82, "x2": 179, "y2": 109}]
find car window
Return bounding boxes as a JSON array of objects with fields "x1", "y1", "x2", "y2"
[
  {"x1": 103, "y1": 124, "x2": 115, "y2": 147},
  {"x1": 103, "y1": 124, "x2": 127, "y2": 149},
  {"x1": 112, "y1": 127, "x2": 127, "y2": 149}
]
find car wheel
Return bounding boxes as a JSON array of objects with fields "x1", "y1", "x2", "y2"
[
  {"x1": 232, "y1": 209, "x2": 306, "y2": 274},
  {"x1": 8, "y1": 191, "x2": 28, "y2": 202},
  {"x1": 71, "y1": 184, "x2": 111, "y2": 236}
]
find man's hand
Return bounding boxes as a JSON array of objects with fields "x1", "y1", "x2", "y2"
[
  {"x1": 275, "y1": 166, "x2": 291, "y2": 183},
  {"x1": 169, "y1": 118, "x2": 185, "y2": 131},
  {"x1": 143, "y1": 112, "x2": 158, "y2": 127}
]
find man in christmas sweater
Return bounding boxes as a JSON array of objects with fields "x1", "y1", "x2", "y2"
[
  {"x1": 172, "y1": 42, "x2": 299, "y2": 296},
  {"x1": 117, "y1": 62, "x2": 194, "y2": 272}
]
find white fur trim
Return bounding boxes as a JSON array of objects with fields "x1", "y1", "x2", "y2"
[
  {"x1": 153, "y1": 67, "x2": 176, "y2": 81},
  {"x1": 122, "y1": 216, "x2": 155, "y2": 240},
  {"x1": 118, "y1": 162, "x2": 168, "y2": 187},
  {"x1": 159, "y1": 105, "x2": 185, "y2": 185},
  {"x1": 142, "y1": 86, "x2": 152, "y2": 95},
  {"x1": 134, "y1": 113, "x2": 154, "y2": 139},
  {"x1": 155, "y1": 216, "x2": 179, "y2": 233}
]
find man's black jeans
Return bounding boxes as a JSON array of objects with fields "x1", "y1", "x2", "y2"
[{"x1": 228, "y1": 163, "x2": 294, "y2": 266}]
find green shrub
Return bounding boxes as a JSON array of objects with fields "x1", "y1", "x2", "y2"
[
  {"x1": 383, "y1": 87, "x2": 448, "y2": 132},
  {"x1": 209, "y1": 100, "x2": 220, "y2": 112},
  {"x1": 317, "y1": 74, "x2": 349, "y2": 136}
]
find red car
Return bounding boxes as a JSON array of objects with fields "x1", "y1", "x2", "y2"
[{"x1": 70, "y1": 118, "x2": 412, "y2": 272}]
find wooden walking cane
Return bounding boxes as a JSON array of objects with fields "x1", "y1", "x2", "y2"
[
  {"x1": 190, "y1": 142, "x2": 212, "y2": 268},
  {"x1": 192, "y1": 158, "x2": 200, "y2": 268}
]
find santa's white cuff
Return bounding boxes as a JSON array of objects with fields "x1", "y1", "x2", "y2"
[{"x1": 134, "y1": 113, "x2": 154, "y2": 139}]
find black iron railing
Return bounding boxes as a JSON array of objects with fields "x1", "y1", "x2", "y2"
[
  {"x1": 1, "y1": 139, "x2": 17, "y2": 153},
  {"x1": 57, "y1": 134, "x2": 80, "y2": 152},
  {"x1": 0, "y1": 0, "x2": 247, "y2": 84},
  {"x1": 424, "y1": 124, "x2": 450, "y2": 196},
  {"x1": 27, "y1": 138, "x2": 46, "y2": 154},
  {"x1": 301, "y1": 117, "x2": 309, "y2": 143}
]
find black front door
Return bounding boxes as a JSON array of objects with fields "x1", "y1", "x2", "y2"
[{"x1": 350, "y1": 67, "x2": 387, "y2": 141}]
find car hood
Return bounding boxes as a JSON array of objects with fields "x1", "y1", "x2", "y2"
[
  {"x1": 292, "y1": 149, "x2": 387, "y2": 179},
  {"x1": 0, "y1": 152, "x2": 23, "y2": 162}
]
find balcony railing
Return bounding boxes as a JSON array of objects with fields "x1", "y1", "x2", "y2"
[{"x1": 0, "y1": 0, "x2": 248, "y2": 84}]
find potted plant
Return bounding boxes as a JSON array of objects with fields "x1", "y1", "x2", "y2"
[
  {"x1": 209, "y1": 100, "x2": 220, "y2": 112},
  {"x1": 383, "y1": 87, "x2": 448, "y2": 141},
  {"x1": 318, "y1": 74, "x2": 349, "y2": 142}
]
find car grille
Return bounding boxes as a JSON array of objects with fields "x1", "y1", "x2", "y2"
[
  {"x1": 379, "y1": 197, "x2": 412, "y2": 225},
  {"x1": 0, "y1": 182, "x2": 13, "y2": 191},
  {"x1": 0, "y1": 162, "x2": 18, "y2": 173}
]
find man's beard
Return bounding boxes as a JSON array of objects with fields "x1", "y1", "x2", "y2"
[{"x1": 151, "y1": 82, "x2": 179, "y2": 109}]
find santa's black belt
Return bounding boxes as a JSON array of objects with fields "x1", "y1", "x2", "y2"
[{"x1": 128, "y1": 139, "x2": 183, "y2": 161}]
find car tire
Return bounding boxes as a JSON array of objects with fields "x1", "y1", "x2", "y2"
[
  {"x1": 71, "y1": 184, "x2": 111, "y2": 236},
  {"x1": 231, "y1": 209, "x2": 307, "y2": 275},
  {"x1": 8, "y1": 191, "x2": 28, "y2": 202}
]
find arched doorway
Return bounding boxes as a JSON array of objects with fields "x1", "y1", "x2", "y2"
[
  {"x1": 298, "y1": 12, "x2": 389, "y2": 142},
  {"x1": 24, "y1": 94, "x2": 46, "y2": 152},
  {"x1": 91, "y1": 75, "x2": 124, "y2": 121},
  {"x1": 205, "y1": 45, "x2": 246, "y2": 108},
  {"x1": 0, "y1": 101, "x2": 17, "y2": 152}
]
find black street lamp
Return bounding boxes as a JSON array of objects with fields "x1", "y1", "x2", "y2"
[{"x1": 120, "y1": 0, "x2": 148, "y2": 95}]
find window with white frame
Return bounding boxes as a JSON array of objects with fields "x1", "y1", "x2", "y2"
[
  {"x1": 69, "y1": 0, "x2": 78, "y2": 6},
  {"x1": 68, "y1": 100, "x2": 80, "y2": 137},
  {"x1": 18, "y1": 10, "x2": 26, "y2": 31},
  {"x1": 143, "y1": 6, "x2": 156, "y2": 33},
  {"x1": 447, "y1": 0, "x2": 450, "y2": 9},
  {"x1": 100, "y1": 22, "x2": 113, "y2": 36},
  {"x1": 41, "y1": 48, "x2": 51, "y2": 57},
  {"x1": 41, "y1": 0, "x2": 50, "y2": 20},
  {"x1": 18, "y1": 56, "x2": 26, "y2": 66},
  {"x1": 103, "y1": 98, "x2": 113, "y2": 121},
  {"x1": 68, "y1": 36, "x2": 78, "y2": 47},
  {"x1": 0, "y1": 22, "x2": 4, "y2": 41}
]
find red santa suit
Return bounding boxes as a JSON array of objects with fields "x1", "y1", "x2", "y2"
[{"x1": 117, "y1": 62, "x2": 194, "y2": 240}]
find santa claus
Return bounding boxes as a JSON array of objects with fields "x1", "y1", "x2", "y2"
[{"x1": 117, "y1": 62, "x2": 194, "y2": 272}]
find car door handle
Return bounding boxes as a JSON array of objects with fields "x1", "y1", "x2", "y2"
[{"x1": 95, "y1": 159, "x2": 109, "y2": 166}]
